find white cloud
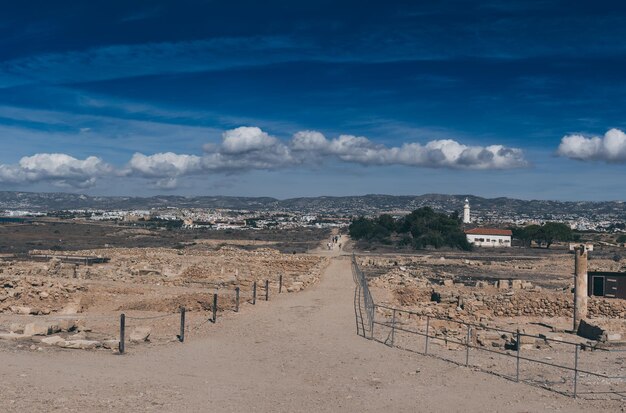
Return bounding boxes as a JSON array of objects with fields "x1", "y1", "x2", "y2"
[
  {"x1": 291, "y1": 130, "x2": 331, "y2": 151},
  {"x1": 1, "y1": 127, "x2": 527, "y2": 190},
  {"x1": 220, "y1": 127, "x2": 280, "y2": 154},
  {"x1": 126, "y1": 152, "x2": 204, "y2": 177},
  {"x1": 123, "y1": 127, "x2": 528, "y2": 188},
  {"x1": 0, "y1": 153, "x2": 112, "y2": 188},
  {"x1": 557, "y1": 128, "x2": 626, "y2": 162},
  {"x1": 290, "y1": 132, "x2": 527, "y2": 169}
]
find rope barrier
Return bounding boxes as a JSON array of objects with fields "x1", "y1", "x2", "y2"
[{"x1": 125, "y1": 313, "x2": 178, "y2": 321}]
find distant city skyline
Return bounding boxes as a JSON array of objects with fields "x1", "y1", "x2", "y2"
[{"x1": 1, "y1": 1, "x2": 626, "y2": 200}]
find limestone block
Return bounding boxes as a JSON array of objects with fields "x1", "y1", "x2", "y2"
[
  {"x1": 130, "y1": 327, "x2": 151, "y2": 343},
  {"x1": 24, "y1": 322, "x2": 51, "y2": 336}
]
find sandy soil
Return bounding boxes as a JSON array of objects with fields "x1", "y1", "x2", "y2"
[{"x1": 0, "y1": 243, "x2": 623, "y2": 412}]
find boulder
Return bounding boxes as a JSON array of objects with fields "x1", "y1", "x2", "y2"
[
  {"x1": 10, "y1": 306, "x2": 32, "y2": 315},
  {"x1": 0, "y1": 332, "x2": 29, "y2": 340},
  {"x1": 60, "y1": 302, "x2": 81, "y2": 315},
  {"x1": 41, "y1": 336, "x2": 65, "y2": 346},
  {"x1": 287, "y1": 282, "x2": 304, "y2": 293},
  {"x1": 607, "y1": 333, "x2": 623, "y2": 342},
  {"x1": 24, "y1": 322, "x2": 51, "y2": 336},
  {"x1": 58, "y1": 319, "x2": 78, "y2": 332},
  {"x1": 443, "y1": 279, "x2": 454, "y2": 287},
  {"x1": 496, "y1": 280, "x2": 510, "y2": 290},
  {"x1": 60, "y1": 340, "x2": 101, "y2": 349},
  {"x1": 9, "y1": 323, "x2": 24, "y2": 334},
  {"x1": 130, "y1": 327, "x2": 151, "y2": 343},
  {"x1": 577, "y1": 319, "x2": 605, "y2": 341},
  {"x1": 102, "y1": 340, "x2": 119, "y2": 350}
]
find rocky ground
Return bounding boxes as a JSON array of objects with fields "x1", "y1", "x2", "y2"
[
  {"x1": 356, "y1": 250, "x2": 626, "y2": 398},
  {"x1": 0, "y1": 244, "x2": 329, "y2": 352},
  {"x1": 0, "y1": 244, "x2": 623, "y2": 412}
]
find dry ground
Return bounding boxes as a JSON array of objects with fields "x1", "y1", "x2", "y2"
[{"x1": 0, "y1": 242, "x2": 624, "y2": 412}]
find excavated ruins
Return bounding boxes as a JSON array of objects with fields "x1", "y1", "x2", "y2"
[
  {"x1": 360, "y1": 251, "x2": 626, "y2": 348},
  {"x1": 0, "y1": 245, "x2": 328, "y2": 351}
]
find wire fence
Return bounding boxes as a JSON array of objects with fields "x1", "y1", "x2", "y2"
[
  {"x1": 0, "y1": 277, "x2": 282, "y2": 355},
  {"x1": 352, "y1": 255, "x2": 626, "y2": 400}
]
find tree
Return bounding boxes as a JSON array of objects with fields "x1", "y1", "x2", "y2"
[
  {"x1": 348, "y1": 216, "x2": 391, "y2": 242},
  {"x1": 376, "y1": 214, "x2": 396, "y2": 232},
  {"x1": 513, "y1": 222, "x2": 572, "y2": 248},
  {"x1": 617, "y1": 234, "x2": 626, "y2": 244},
  {"x1": 538, "y1": 222, "x2": 573, "y2": 248},
  {"x1": 349, "y1": 207, "x2": 471, "y2": 250}
]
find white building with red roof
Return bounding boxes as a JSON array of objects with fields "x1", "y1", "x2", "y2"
[{"x1": 465, "y1": 228, "x2": 512, "y2": 248}]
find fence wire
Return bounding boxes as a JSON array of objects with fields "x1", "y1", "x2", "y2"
[
  {"x1": 352, "y1": 254, "x2": 626, "y2": 400},
  {"x1": 0, "y1": 278, "x2": 281, "y2": 355}
]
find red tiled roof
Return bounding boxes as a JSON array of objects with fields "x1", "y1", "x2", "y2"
[{"x1": 465, "y1": 228, "x2": 512, "y2": 236}]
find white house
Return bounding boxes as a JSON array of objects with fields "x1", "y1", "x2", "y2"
[{"x1": 465, "y1": 228, "x2": 512, "y2": 247}]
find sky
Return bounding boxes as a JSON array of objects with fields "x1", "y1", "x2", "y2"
[{"x1": 1, "y1": 0, "x2": 626, "y2": 200}]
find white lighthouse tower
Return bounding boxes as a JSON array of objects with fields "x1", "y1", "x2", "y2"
[{"x1": 463, "y1": 198, "x2": 471, "y2": 224}]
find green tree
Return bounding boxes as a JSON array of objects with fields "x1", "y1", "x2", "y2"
[
  {"x1": 349, "y1": 207, "x2": 471, "y2": 251},
  {"x1": 538, "y1": 222, "x2": 573, "y2": 248},
  {"x1": 514, "y1": 222, "x2": 572, "y2": 248}
]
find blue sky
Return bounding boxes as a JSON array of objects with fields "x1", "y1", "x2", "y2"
[{"x1": 1, "y1": 0, "x2": 626, "y2": 200}]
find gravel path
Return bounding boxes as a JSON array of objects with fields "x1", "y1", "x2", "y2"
[{"x1": 0, "y1": 247, "x2": 621, "y2": 412}]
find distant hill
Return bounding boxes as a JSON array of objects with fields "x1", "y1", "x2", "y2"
[{"x1": 0, "y1": 191, "x2": 624, "y2": 221}]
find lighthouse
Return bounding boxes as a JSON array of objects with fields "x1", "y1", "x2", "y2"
[{"x1": 463, "y1": 198, "x2": 471, "y2": 224}]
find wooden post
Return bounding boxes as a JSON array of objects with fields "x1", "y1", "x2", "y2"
[
  {"x1": 265, "y1": 279, "x2": 269, "y2": 301},
  {"x1": 390, "y1": 309, "x2": 396, "y2": 347},
  {"x1": 253, "y1": 281, "x2": 257, "y2": 305},
  {"x1": 573, "y1": 344, "x2": 579, "y2": 398},
  {"x1": 212, "y1": 293, "x2": 218, "y2": 323},
  {"x1": 119, "y1": 313, "x2": 126, "y2": 354},
  {"x1": 179, "y1": 307, "x2": 185, "y2": 342},
  {"x1": 235, "y1": 287, "x2": 240, "y2": 312},
  {"x1": 516, "y1": 329, "x2": 521, "y2": 382},
  {"x1": 465, "y1": 325, "x2": 471, "y2": 366},
  {"x1": 279, "y1": 275, "x2": 283, "y2": 293},
  {"x1": 425, "y1": 316, "x2": 430, "y2": 355}
]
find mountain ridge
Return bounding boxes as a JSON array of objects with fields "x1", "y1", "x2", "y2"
[{"x1": 0, "y1": 191, "x2": 624, "y2": 220}]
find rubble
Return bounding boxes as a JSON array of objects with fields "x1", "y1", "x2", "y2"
[
  {"x1": 0, "y1": 276, "x2": 87, "y2": 315},
  {"x1": 0, "y1": 245, "x2": 328, "y2": 351}
]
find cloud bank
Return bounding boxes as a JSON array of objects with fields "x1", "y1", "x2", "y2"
[
  {"x1": 0, "y1": 127, "x2": 527, "y2": 189},
  {"x1": 127, "y1": 126, "x2": 527, "y2": 187},
  {"x1": 557, "y1": 128, "x2": 626, "y2": 163},
  {"x1": 0, "y1": 153, "x2": 112, "y2": 188}
]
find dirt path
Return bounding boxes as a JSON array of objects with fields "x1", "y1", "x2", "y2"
[{"x1": 0, "y1": 246, "x2": 619, "y2": 412}]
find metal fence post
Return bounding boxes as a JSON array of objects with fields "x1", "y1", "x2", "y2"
[
  {"x1": 235, "y1": 287, "x2": 240, "y2": 312},
  {"x1": 212, "y1": 293, "x2": 218, "y2": 323},
  {"x1": 425, "y1": 316, "x2": 430, "y2": 355},
  {"x1": 390, "y1": 309, "x2": 397, "y2": 347},
  {"x1": 516, "y1": 329, "x2": 521, "y2": 382},
  {"x1": 465, "y1": 325, "x2": 471, "y2": 366},
  {"x1": 119, "y1": 313, "x2": 125, "y2": 354},
  {"x1": 279, "y1": 275, "x2": 283, "y2": 293},
  {"x1": 265, "y1": 279, "x2": 269, "y2": 301},
  {"x1": 179, "y1": 307, "x2": 185, "y2": 342},
  {"x1": 370, "y1": 305, "x2": 375, "y2": 340},
  {"x1": 253, "y1": 281, "x2": 257, "y2": 305},
  {"x1": 574, "y1": 344, "x2": 579, "y2": 398}
]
